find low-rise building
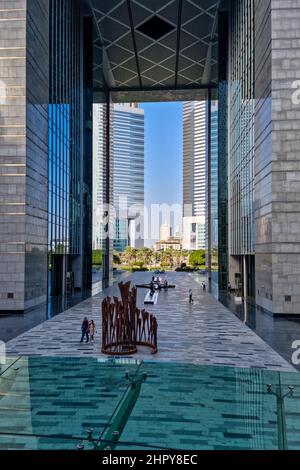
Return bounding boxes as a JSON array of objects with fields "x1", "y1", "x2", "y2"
[{"x1": 154, "y1": 238, "x2": 182, "y2": 252}]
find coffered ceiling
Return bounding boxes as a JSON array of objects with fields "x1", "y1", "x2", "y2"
[{"x1": 90, "y1": 0, "x2": 220, "y2": 96}]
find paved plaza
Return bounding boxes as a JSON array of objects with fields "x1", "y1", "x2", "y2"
[{"x1": 5, "y1": 272, "x2": 295, "y2": 371}]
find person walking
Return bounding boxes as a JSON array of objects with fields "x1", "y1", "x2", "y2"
[
  {"x1": 80, "y1": 317, "x2": 89, "y2": 343},
  {"x1": 202, "y1": 282, "x2": 206, "y2": 291},
  {"x1": 88, "y1": 320, "x2": 96, "y2": 343},
  {"x1": 189, "y1": 288, "x2": 194, "y2": 304}
]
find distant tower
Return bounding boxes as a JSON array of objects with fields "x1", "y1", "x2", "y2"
[
  {"x1": 93, "y1": 104, "x2": 105, "y2": 251},
  {"x1": 182, "y1": 101, "x2": 207, "y2": 250},
  {"x1": 113, "y1": 103, "x2": 145, "y2": 252},
  {"x1": 160, "y1": 223, "x2": 171, "y2": 241}
]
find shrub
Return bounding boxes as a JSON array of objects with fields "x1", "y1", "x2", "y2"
[{"x1": 92, "y1": 249, "x2": 103, "y2": 266}]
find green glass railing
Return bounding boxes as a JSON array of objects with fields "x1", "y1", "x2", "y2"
[{"x1": 0, "y1": 357, "x2": 299, "y2": 450}]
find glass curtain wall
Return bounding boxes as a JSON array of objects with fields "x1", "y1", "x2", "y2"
[
  {"x1": 229, "y1": 0, "x2": 255, "y2": 256},
  {"x1": 112, "y1": 104, "x2": 145, "y2": 253},
  {"x1": 48, "y1": 0, "x2": 82, "y2": 314},
  {"x1": 228, "y1": 0, "x2": 255, "y2": 300},
  {"x1": 218, "y1": 8, "x2": 229, "y2": 292},
  {"x1": 208, "y1": 100, "x2": 219, "y2": 292}
]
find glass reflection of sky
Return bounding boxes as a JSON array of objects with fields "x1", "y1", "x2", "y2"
[{"x1": 48, "y1": 104, "x2": 71, "y2": 254}]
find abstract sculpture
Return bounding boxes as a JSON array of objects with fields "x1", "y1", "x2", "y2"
[{"x1": 101, "y1": 281, "x2": 158, "y2": 355}]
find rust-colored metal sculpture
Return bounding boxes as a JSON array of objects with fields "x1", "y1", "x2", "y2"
[{"x1": 102, "y1": 281, "x2": 158, "y2": 356}]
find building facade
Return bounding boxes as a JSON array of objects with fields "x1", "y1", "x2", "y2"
[
  {"x1": 218, "y1": 0, "x2": 300, "y2": 316},
  {"x1": 226, "y1": 0, "x2": 256, "y2": 301},
  {"x1": 0, "y1": 0, "x2": 96, "y2": 314},
  {"x1": 160, "y1": 223, "x2": 171, "y2": 241},
  {"x1": 155, "y1": 238, "x2": 182, "y2": 252},
  {"x1": 183, "y1": 100, "x2": 218, "y2": 253},
  {"x1": 112, "y1": 104, "x2": 144, "y2": 252},
  {"x1": 0, "y1": 0, "x2": 49, "y2": 313},
  {"x1": 183, "y1": 101, "x2": 206, "y2": 250},
  {"x1": 206, "y1": 100, "x2": 219, "y2": 285},
  {"x1": 48, "y1": 0, "x2": 93, "y2": 312},
  {"x1": 92, "y1": 104, "x2": 105, "y2": 252},
  {"x1": 1, "y1": 0, "x2": 300, "y2": 318}
]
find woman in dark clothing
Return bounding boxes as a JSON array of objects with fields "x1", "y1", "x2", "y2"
[{"x1": 80, "y1": 317, "x2": 89, "y2": 343}]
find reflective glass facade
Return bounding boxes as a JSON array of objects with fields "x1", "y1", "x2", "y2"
[
  {"x1": 228, "y1": 0, "x2": 255, "y2": 256},
  {"x1": 210, "y1": 102, "x2": 219, "y2": 250},
  {"x1": 183, "y1": 101, "x2": 207, "y2": 250},
  {"x1": 48, "y1": 0, "x2": 81, "y2": 303},
  {"x1": 207, "y1": 101, "x2": 219, "y2": 287},
  {"x1": 2, "y1": 0, "x2": 299, "y2": 319},
  {"x1": 226, "y1": 0, "x2": 256, "y2": 301},
  {"x1": 113, "y1": 104, "x2": 144, "y2": 252},
  {"x1": 93, "y1": 104, "x2": 105, "y2": 252},
  {"x1": 92, "y1": 100, "x2": 114, "y2": 288},
  {"x1": 48, "y1": 0, "x2": 93, "y2": 311},
  {"x1": 217, "y1": 9, "x2": 229, "y2": 292}
]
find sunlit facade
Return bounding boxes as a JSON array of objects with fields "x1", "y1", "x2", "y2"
[
  {"x1": 227, "y1": 0, "x2": 255, "y2": 301},
  {"x1": 0, "y1": 0, "x2": 299, "y2": 319},
  {"x1": 47, "y1": 0, "x2": 93, "y2": 313},
  {"x1": 183, "y1": 101, "x2": 207, "y2": 250},
  {"x1": 113, "y1": 104, "x2": 145, "y2": 252}
]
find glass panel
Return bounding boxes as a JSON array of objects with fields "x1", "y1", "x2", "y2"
[
  {"x1": 1, "y1": 358, "x2": 300, "y2": 450},
  {"x1": 0, "y1": 357, "x2": 140, "y2": 450}
]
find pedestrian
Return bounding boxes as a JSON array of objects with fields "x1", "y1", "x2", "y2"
[
  {"x1": 202, "y1": 282, "x2": 206, "y2": 291},
  {"x1": 80, "y1": 317, "x2": 89, "y2": 343},
  {"x1": 150, "y1": 280, "x2": 154, "y2": 293},
  {"x1": 228, "y1": 281, "x2": 232, "y2": 293},
  {"x1": 88, "y1": 320, "x2": 96, "y2": 343},
  {"x1": 189, "y1": 288, "x2": 194, "y2": 304}
]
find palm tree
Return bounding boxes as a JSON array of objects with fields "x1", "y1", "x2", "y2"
[
  {"x1": 138, "y1": 247, "x2": 153, "y2": 266},
  {"x1": 122, "y1": 247, "x2": 138, "y2": 266}
]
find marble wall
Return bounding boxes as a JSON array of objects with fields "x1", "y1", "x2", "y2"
[
  {"x1": 255, "y1": 0, "x2": 300, "y2": 315},
  {"x1": 254, "y1": 0, "x2": 273, "y2": 311},
  {"x1": 270, "y1": 0, "x2": 300, "y2": 314},
  {"x1": 0, "y1": 0, "x2": 27, "y2": 311},
  {"x1": 25, "y1": 0, "x2": 49, "y2": 310}
]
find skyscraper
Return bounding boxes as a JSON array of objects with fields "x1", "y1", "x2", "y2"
[
  {"x1": 0, "y1": 0, "x2": 94, "y2": 314},
  {"x1": 160, "y1": 224, "x2": 171, "y2": 241},
  {"x1": 206, "y1": 101, "x2": 219, "y2": 281},
  {"x1": 1, "y1": 0, "x2": 300, "y2": 319},
  {"x1": 93, "y1": 104, "x2": 105, "y2": 252},
  {"x1": 113, "y1": 104, "x2": 145, "y2": 252},
  {"x1": 183, "y1": 101, "x2": 212, "y2": 251},
  {"x1": 47, "y1": 0, "x2": 93, "y2": 312}
]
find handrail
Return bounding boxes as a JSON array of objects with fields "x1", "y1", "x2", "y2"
[{"x1": 94, "y1": 368, "x2": 147, "y2": 450}]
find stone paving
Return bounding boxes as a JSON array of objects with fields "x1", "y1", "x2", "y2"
[{"x1": 5, "y1": 272, "x2": 295, "y2": 371}]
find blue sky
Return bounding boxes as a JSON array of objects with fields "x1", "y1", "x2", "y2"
[{"x1": 140, "y1": 102, "x2": 183, "y2": 210}]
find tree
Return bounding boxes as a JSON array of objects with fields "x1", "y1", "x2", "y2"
[
  {"x1": 121, "y1": 247, "x2": 138, "y2": 266},
  {"x1": 138, "y1": 247, "x2": 153, "y2": 266},
  {"x1": 189, "y1": 249, "x2": 206, "y2": 267},
  {"x1": 153, "y1": 250, "x2": 161, "y2": 266},
  {"x1": 113, "y1": 251, "x2": 121, "y2": 265},
  {"x1": 161, "y1": 251, "x2": 172, "y2": 268},
  {"x1": 92, "y1": 249, "x2": 103, "y2": 266}
]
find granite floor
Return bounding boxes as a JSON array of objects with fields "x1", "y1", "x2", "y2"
[{"x1": 4, "y1": 272, "x2": 295, "y2": 372}]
